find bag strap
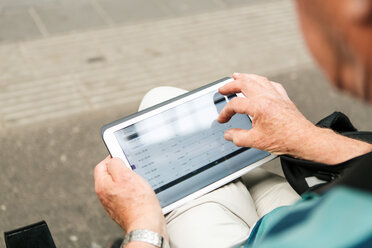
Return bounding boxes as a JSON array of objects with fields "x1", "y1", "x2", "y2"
[{"x1": 316, "y1": 151, "x2": 372, "y2": 194}]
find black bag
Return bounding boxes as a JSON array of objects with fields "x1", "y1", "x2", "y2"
[
  {"x1": 280, "y1": 112, "x2": 372, "y2": 195},
  {"x1": 4, "y1": 221, "x2": 56, "y2": 248}
]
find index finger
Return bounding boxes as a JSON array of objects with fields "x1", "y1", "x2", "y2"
[
  {"x1": 218, "y1": 97, "x2": 254, "y2": 123},
  {"x1": 219, "y1": 79, "x2": 247, "y2": 96}
]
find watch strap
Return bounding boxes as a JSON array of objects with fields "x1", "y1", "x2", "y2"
[{"x1": 121, "y1": 229, "x2": 170, "y2": 248}]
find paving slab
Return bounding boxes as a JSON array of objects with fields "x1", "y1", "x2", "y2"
[
  {"x1": 158, "y1": 0, "x2": 223, "y2": 17},
  {"x1": 34, "y1": 2, "x2": 107, "y2": 34},
  {"x1": 97, "y1": 0, "x2": 170, "y2": 24},
  {"x1": 0, "y1": 9, "x2": 41, "y2": 42},
  {"x1": 0, "y1": 0, "x2": 57, "y2": 11}
]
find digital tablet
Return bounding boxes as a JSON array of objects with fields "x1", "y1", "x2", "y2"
[{"x1": 101, "y1": 77, "x2": 276, "y2": 214}]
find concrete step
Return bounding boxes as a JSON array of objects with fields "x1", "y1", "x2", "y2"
[{"x1": 0, "y1": 0, "x2": 312, "y2": 129}]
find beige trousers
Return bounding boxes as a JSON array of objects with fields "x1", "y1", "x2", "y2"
[{"x1": 139, "y1": 87, "x2": 300, "y2": 248}]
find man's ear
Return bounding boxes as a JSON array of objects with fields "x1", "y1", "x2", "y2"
[{"x1": 344, "y1": 0, "x2": 372, "y2": 25}]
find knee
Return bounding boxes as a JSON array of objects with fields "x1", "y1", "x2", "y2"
[
  {"x1": 166, "y1": 202, "x2": 250, "y2": 248},
  {"x1": 139, "y1": 86, "x2": 187, "y2": 110}
]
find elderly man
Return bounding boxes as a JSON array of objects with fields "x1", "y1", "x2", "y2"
[{"x1": 94, "y1": 0, "x2": 372, "y2": 247}]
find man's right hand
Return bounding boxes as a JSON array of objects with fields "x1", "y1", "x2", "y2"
[
  {"x1": 218, "y1": 73, "x2": 372, "y2": 164},
  {"x1": 94, "y1": 157, "x2": 168, "y2": 244}
]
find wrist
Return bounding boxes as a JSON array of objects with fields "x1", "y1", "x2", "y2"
[
  {"x1": 295, "y1": 126, "x2": 372, "y2": 164},
  {"x1": 120, "y1": 205, "x2": 169, "y2": 247},
  {"x1": 118, "y1": 204, "x2": 168, "y2": 241},
  {"x1": 125, "y1": 216, "x2": 168, "y2": 242},
  {"x1": 122, "y1": 229, "x2": 170, "y2": 248}
]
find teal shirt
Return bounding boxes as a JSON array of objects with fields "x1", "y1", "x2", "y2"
[{"x1": 245, "y1": 186, "x2": 372, "y2": 248}]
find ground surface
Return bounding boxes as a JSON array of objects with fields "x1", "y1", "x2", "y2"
[{"x1": 1, "y1": 0, "x2": 372, "y2": 247}]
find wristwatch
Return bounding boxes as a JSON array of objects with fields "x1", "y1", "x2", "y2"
[{"x1": 121, "y1": 229, "x2": 170, "y2": 248}]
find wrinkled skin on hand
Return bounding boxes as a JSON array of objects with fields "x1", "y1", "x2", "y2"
[
  {"x1": 218, "y1": 73, "x2": 315, "y2": 156},
  {"x1": 218, "y1": 73, "x2": 372, "y2": 164},
  {"x1": 94, "y1": 157, "x2": 168, "y2": 240}
]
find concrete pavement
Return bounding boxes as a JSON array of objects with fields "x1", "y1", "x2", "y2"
[{"x1": 1, "y1": 0, "x2": 372, "y2": 247}]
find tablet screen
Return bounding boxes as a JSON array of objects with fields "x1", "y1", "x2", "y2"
[{"x1": 114, "y1": 91, "x2": 270, "y2": 207}]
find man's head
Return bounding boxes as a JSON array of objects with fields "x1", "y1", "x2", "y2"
[{"x1": 296, "y1": 0, "x2": 372, "y2": 102}]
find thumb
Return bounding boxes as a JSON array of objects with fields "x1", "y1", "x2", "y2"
[
  {"x1": 224, "y1": 128, "x2": 257, "y2": 148},
  {"x1": 107, "y1": 157, "x2": 132, "y2": 182}
]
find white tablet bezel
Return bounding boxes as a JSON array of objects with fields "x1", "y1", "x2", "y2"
[{"x1": 102, "y1": 78, "x2": 276, "y2": 214}]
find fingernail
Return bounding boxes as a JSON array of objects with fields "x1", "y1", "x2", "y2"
[
  {"x1": 233, "y1": 72, "x2": 240, "y2": 77},
  {"x1": 224, "y1": 131, "x2": 232, "y2": 141}
]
